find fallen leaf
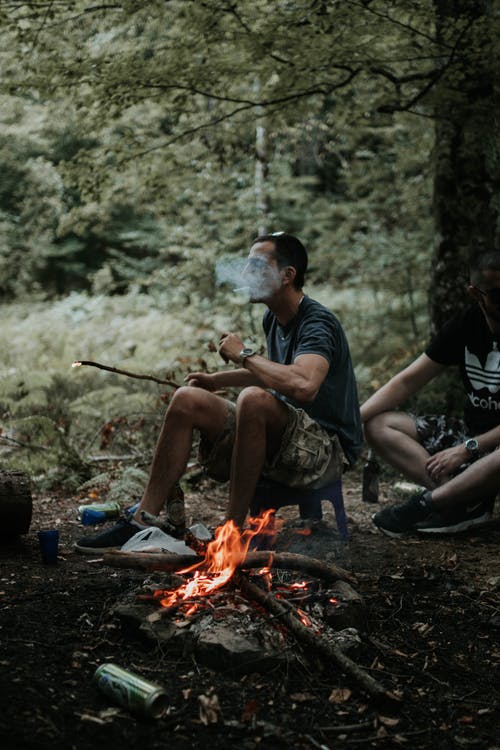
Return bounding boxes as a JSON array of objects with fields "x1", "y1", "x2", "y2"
[
  {"x1": 412, "y1": 622, "x2": 434, "y2": 636},
  {"x1": 198, "y1": 688, "x2": 222, "y2": 725},
  {"x1": 378, "y1": 715, "x2": 400, "y2": 727},
  {"x1": 78, "y1": 713, "x2": 108, "y2": 725},
  {"x1": 289, "y1": 692, "x2": 315, "y2": 703},
  {"x1": 241, "y1": 699, "x2": 259, "y2": 722},
  {"x1": 328, "y1": 687, "x2": 352, "y2": 704},
  {"x1": 99, "y1": 708, "x2": 121, "y2": 719}
]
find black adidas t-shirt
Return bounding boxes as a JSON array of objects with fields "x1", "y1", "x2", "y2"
[
  {"x1": 426, "y1": 305, "x2": 500, "y2": 433},
  {"x1": 263, "y1": 295, "x2": 363, "y2": 465}
]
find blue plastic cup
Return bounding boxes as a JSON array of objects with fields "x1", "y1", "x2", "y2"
[{"x1": 37, "y1": 529, "x2": 59, "y2": 565}]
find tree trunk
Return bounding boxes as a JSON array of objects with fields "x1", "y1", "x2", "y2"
[
  {"x1": 0, "y1": 470, "x2": 32, "y2": 538},
  {"x1": 254, "y1": 78, "x2": 271, "y2": 235},
  {"x1": 431, "y1": 0, "x2": 500, "y2": 331}
]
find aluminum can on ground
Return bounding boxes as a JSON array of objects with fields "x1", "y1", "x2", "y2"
[
  {"x1": 78, "y1": 501, "x2": 121, "y2": 525},
  {"x1": 93, "y1": 663, "x2": 169, "y2": 719}
]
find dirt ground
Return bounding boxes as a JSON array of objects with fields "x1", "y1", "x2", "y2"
[{"x1": 1, "y1": 472, "x2": 499, "y2": 750}]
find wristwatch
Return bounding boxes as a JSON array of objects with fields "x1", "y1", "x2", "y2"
[
  {"x1": 239, "y1": 347, "x2": 257, "y2": 365},
  {"x1": 464, "y1": 438, "x2": 480, "y2": 457}
]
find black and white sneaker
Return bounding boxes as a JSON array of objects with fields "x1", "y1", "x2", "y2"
[
  {"x1": 416, "y1": 498, "x2": 495, "y2": 535},
  {"x1": 75, "y1": 518, "x2": 144, "y2": 554},
  {"x1": 372, "y1": 491, "x2": 433, "y2": 538}
]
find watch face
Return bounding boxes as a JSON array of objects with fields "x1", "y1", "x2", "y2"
[
  {"x1": 465, "y1": 438, "x2": 479, "y2": 452},
  {"x1": 240, "y1": 348, "x2": 256, "y2": 363}
]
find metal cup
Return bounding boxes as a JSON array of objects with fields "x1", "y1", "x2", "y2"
[{"x1": 37, "y1": 529, "x2": 59, "y2": 564}]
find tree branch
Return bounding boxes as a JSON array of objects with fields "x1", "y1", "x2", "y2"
[
  {"x1": 72, "y1": 360, "x2": 181, "y2": 388},
  {"x1": 116, "y1": 70, "x2": 361, "y2": 163}
]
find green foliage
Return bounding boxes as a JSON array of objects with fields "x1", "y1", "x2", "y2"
[
  {"x1": 0, "y1": 0, "x2": 452, "y2": 303},
  {"x1": 78, "y1": 466, "x2": 149, "y2": 505},
  {"x1": 0, "y1": 415, "x2": 90, "y2": 490},
  {"x1": 0, "y1": 280, "x2": 443, "y2": 493}
]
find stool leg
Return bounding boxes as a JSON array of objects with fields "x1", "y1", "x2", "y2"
[
  {"x1": 330, "y1": 486, "x2": 349, "y2": 541},
  {"x1": 299, "y1": 498, "x2": 323, "y2": 520}
]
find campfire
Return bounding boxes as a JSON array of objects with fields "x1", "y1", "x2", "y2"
[
  {"x1": 105, "y1": 512, "x2": 398, "y2": 705},
  {"x1": 152, "y1": 510, "x2": 275, "y2": 615}
]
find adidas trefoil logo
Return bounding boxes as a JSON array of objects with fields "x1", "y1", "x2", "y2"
[{"x1": 465, "y1": 343, "x2": 500, "y2": 393}]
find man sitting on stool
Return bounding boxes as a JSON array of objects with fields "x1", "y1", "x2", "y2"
[{"x1": 76, "y1": 232, "x2": 362, "y2": 553}]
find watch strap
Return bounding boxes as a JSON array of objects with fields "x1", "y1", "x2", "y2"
[{"x1": 239, "y1": 347, "x2": 256, "y2": 364}]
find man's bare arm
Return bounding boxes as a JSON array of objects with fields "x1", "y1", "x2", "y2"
[
  {"x1": 218, "y1": 332, "x2": 329, "y2": 403},
  {"x1": 185, "y1": 368, "x2": 260, "y2": 390},
  {"x1": 360, "y1": 354, "x2": 445, "y2": 423}
]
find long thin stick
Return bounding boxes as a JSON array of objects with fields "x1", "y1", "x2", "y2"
[
  {"x1": 72, "y1": 360, "x2": 180, "y2": 388},
  {"x1": 234, "y1": 571, "x2": 397, "y2": 704}
]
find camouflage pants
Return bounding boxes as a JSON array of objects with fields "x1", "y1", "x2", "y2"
[{"x1": 198, "y1": 398, "x2": 344, "y2": 489}]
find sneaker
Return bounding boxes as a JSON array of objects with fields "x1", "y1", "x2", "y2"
[
  {"x1": 372, "y1": 491, "x2": 432, "y2": 538},
  {"x1": 75, "y1": 518, "x2": 143, "y2": 554},
  {"x1": 416, "y1": 498, "x2": 494, "y2": 535}
]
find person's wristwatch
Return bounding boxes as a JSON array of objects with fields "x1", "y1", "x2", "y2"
[
  {"x1": 239, "y1": 347, "x2": 257, "y2": 365},
  {"x1": 464, "y1": 437, "x2": 480, "y2": 458}
]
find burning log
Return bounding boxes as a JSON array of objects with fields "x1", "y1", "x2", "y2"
[
  {"x1": 234, "y1": 571, "x2": 397, "y2": 705},
  {"x1": 103, "y1": 549, "x2": 357, "y2": 585}
]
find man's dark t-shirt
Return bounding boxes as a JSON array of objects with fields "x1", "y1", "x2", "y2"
[
  {"x1": 425, "y1": 305, "x2": 500, "y2": 434},
  {"x1": 263, "y1": 295, "x2": 362, "y2": 465}
]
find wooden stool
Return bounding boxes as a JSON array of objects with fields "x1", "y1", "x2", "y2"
[{"x1": 250, "y1": 477, "x2": 348, "y2": 541}]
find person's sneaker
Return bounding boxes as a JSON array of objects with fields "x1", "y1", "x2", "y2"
[
  {"x1": 75, "y1": 518, "x2": 143, "y2": 554},
  {"x1": 372, "y1": 491, "x2": 433, "y2": 538},
  {"x1": 416, "y1": 498, "x2": 494, "y2": 535}
]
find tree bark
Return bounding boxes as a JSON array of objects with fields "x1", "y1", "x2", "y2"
[
  {"x1": 254, "y1": 78, "x2": 271, "y2": 235},
  {"x1": 431, "y1": 0, "x2": 500, "y2": 331}
]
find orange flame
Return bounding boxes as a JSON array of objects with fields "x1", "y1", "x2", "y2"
[
  {"x1": 296, "y1": 607, "x2": 312, "y2": 627},
  {"x1": 154, "y1": 509, "x2": 275, "y2": 610}
]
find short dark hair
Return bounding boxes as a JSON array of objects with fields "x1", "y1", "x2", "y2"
[
  {"x1": 253, "y1": 232, "x2": 308, "y2": 289},
  {"x1": 470, "y1": 252, "x2": 500, "y2": 283}
]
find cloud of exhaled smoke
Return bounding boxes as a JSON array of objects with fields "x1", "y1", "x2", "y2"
[
  {"x1": 215, "y1": 257, "x2": 247, "y2": 291},
  {"x1": 215, "y1": 256, "x2": 280, "y2": 301}
]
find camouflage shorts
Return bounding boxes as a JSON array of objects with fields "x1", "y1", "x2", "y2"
[
  {"x1": 413, "y1": 414, "x2": 469, "y2": 455},
  {"x1": 198, "y1": 398, "x2": 344, "y2": 489}
]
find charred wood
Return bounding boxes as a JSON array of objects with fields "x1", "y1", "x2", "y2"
[{"x1": 234, "y1": 571, "x2": 397, "y2": 705}]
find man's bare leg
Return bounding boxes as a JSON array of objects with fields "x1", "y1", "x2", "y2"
[
  {"x1": 132, "y1": 386, "x2": 231, "y2": 523},
  {"x1": 430, "y1": 450, "x2": 500, "y2": 509},
  {"x1": 226, "y1": 387, "x2": 289, "y2": 527},
  {"x1": 364, "y1": 411, "x2": 435, "y2": 488}
]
